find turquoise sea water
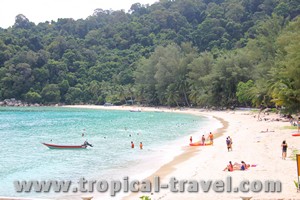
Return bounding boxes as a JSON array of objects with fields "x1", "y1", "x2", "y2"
[{"x1": 0, "y1": 107, "x2": 217, "y2": 198}]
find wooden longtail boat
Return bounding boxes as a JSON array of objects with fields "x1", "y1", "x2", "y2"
[{"x1": 42, "y1": 142, "x2": 88, "y2": 149}]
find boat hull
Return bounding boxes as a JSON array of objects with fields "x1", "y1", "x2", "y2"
[
  {"x1": 189, "y1": 142, "x2": 213, "y2": 146},
  {"x1": 42, "y1": 143, "x2": 87, "y2": 149}
]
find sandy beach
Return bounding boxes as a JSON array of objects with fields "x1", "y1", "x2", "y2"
[
  {"x1": 61, "y1": 105, "x2": 300, "y2": 200},
  {"x1": 2, "y1": 105, "x2": 299, "y2": 200}
]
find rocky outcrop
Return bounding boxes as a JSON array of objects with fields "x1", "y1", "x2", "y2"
[{"x1": 0, "y1": 98, "x2": 41, "y2": 107}]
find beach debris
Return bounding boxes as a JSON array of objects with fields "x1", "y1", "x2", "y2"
[
  {"x1": 293, "y1": 180, "x2": 300, "y2": 192},
  {"x1": 240, "y1": 197, "x2": 252, "y2": 200},
  {"x1": 81, "y1": 196, "x2": 93, "y2": 200},
  {"x1": 140, "y1": 196, "x2": 151, "y2": 200}
]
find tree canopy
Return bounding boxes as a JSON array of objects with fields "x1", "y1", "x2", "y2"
[{"x1": 0, "y1": 0, "x2": 299, "y2": 113}]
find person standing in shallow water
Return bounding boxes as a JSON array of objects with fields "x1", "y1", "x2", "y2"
[
  {"x1": 201, "y1": 135, "x2": 205, "y2": 145},
  {"x1": 131, "y1": 141, "x2": 134, "y2": 149},
  {"x1": 139, "y1": 142, "x2": 143, "y2": 149},
  {"x1": 281, "y1": 140, "x2": 288, "y2": 160},
  {"x1": 209, "y1": 132, "x2": 214, "y2": 144}
]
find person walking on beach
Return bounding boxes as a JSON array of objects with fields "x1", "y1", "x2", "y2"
[
  {"x1": 131, "y1": 141, "x2": 134, "y2": 149},
  {"x1": 139, "y1": 142, "x2": 143, "y2": 149},
  {"x1": 226, "y1": 137, "x2": 232, "y2": 151},
  {"x1": 209, "y1": 132, "x2": 214, "y2": 144},
  {"x1": 281, "y1": 140, "x2": 288, "y2": 160},
  {"x1": 190, "y1": 136, "x2": 193, "y2": 143},
  {"x1": 201, "y1": 135, "x2": 206, "y2": 145}
]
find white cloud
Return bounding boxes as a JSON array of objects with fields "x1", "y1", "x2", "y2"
[{"x1": 0, "y1": 0, "x2": 158, "y2": 28}]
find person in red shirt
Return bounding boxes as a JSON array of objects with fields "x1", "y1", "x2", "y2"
[
  {"x1": 209, "y1": 132, "x2": 214, "y2": 144},
  {"x1": 139, "y1": 142, "x2": 143, "y2": 149}
]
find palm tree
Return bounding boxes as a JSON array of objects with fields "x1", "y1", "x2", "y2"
[{"x1": 165, "y1": 84, "x2": 179, "y2": 107}]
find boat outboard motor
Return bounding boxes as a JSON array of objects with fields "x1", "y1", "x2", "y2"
[
  {"x1": 83, "y1": 140, "x2": 93, "y2": 147},
  {"x1": 87, "y1": 141, "x2": 93, "y2": 147}
]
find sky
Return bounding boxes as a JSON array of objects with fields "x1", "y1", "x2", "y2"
[{"x1": 0, "y1": 0, "x2": 158, "y2": 28}]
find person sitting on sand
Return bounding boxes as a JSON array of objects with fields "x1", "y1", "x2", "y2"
[
  {"x1": 227, "y1": 161, "x2": 234, "y2": 171},
  {"x1": 241, "y1": 161, "x2": 248, "y2": 170},
  {"x1": 223, "y1": 162, "x2": 240, "y2": 171},
  {"x1": 223, "y1": 161, "x2": 250, "y2": 171}
]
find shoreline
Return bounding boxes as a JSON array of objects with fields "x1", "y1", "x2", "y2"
[
  {"x1": 63, "y1": 105, "x2": 224, "y2": 200},
  {"x1": 64, "y1": 105, "x2": 300, "y2": 200},
  {"x1": 121, "y1": 111, "x2": 229, "y2": 200},
  {"x1": 2, "y1": 105, "x2": 299, "y2": 200}
]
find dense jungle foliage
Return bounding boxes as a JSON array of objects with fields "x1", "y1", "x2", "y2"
[{"x1": 0, "y1": 0, "x2": 299, "y2": 113}]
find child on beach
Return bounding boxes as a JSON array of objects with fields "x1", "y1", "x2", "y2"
[{"x1": 281, "y1": 140, "x2": 288, "y2": 160}]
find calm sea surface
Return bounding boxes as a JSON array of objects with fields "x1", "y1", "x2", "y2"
[{"x1": 0, "y1": 107, "x2": 218, "y2": 198}]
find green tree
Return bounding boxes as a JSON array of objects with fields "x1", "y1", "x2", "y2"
[
  {"x1": 41, "y1": 84, "x2": 61, "y2": 103},
  {"x1": 1, "y1": 63, "x2": 34, "y2": 99},
  {"x1": 134, "y1": 57, "x2": 157, "y2": 105},
  {"x1": 269, "y1": 17, "x2": 300, "y2": 113},
  {"x1": 13, "y1": 14, "x2": 34, "y2": 29},
  {"x1": 236, "y1": 80, "x2": 254, "y2": 106},
  {"x1": 65, "y1": 87, "x2": 83, "y2": 104},
  {"x1": 24, "y1": 90, "x2": 42, "y2": 103},
  {"x1": 188, "y1": 51, "x2": 215, "y2": 106}
]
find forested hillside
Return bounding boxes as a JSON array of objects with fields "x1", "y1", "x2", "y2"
[{"x1": 0, "y1": 0, "x2": 299, "y2": 113}]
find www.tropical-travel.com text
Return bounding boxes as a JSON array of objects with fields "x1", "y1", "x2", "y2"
[{"x1": 14, "y1": 176, "x2": 282, "y2": 196}]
